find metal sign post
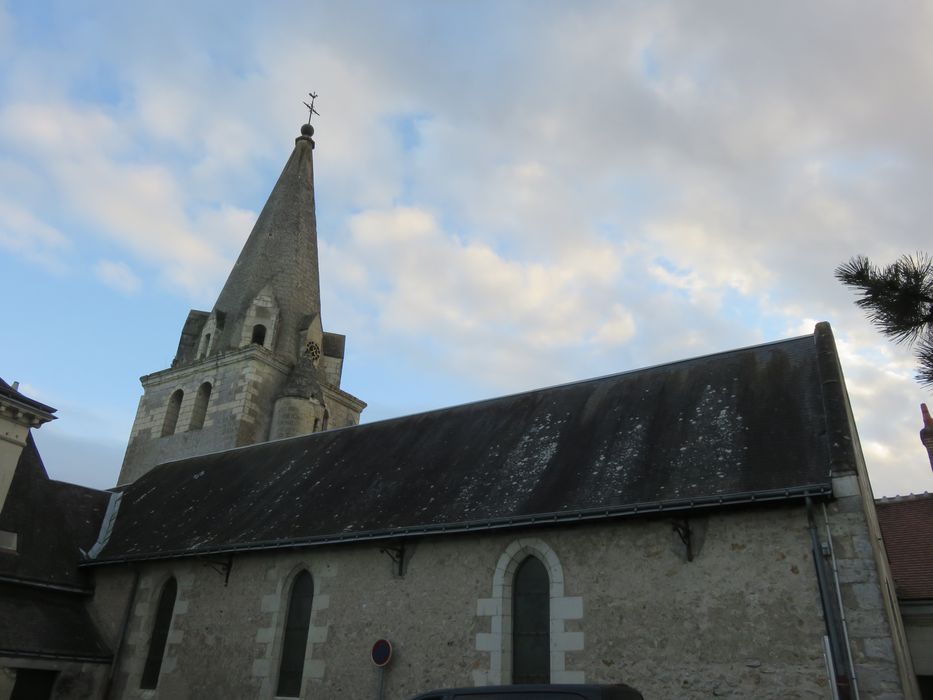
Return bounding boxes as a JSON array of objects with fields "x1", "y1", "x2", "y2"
[{"x1": 371, "y1": 638, "x2": 392, "y2": 700}]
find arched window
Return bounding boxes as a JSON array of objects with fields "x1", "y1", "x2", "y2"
[
  {"x1": 189, "y1": 382, "x2": 212, "y2": 431},
  {"x1": 198, "y1": 332, "x2": 211, "y2": 360},
  {"x1": 251, "y1": 324, "x2": 267, "y2": 346},
  {"x1": 140, "y1": 577, "x2": 177, "y2": 689},
  {"x1": 161, "y1": 390, "x2": 184, "y2": 437},
  {"x1": 276, "y1": 571, "x2": 314, "y2": 697},
  {"x1": 475, "y1": 538, "x2": 582, "y2": 685},
  {"x1": 512, "y1": 556, "x2": 550, "y2": 684}
]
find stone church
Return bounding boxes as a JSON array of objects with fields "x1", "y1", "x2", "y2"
[{"x1": 0, "y1": 122, "x2": 923, "y2": 699}]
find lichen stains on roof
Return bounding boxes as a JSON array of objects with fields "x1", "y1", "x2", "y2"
[{"x1": 88, "y1": 326, "x2": 847, "y2": 564}]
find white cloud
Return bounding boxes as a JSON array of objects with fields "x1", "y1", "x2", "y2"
[
  {"x1": 2, "y1": 2, "x2": 933, "y2": 495},
  {"x1": 95, "y1": 259, "x2": 142, "y2": 295},
  {"x1": 333, "y1": 206, "x2": 638, "y2": 389},
  {"x1": 0, "y1": 198, "x2": 71, "y2": 272}
]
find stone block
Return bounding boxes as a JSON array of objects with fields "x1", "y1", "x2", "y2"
[
  {"x1": 308, "y1": 625, "x2": 328, "y2": 644},
  {"x1": 476, "y1": 597, "x2": 500, "y2": 616},
  {"x1": 252, "y1": 658, "x2": 270, "y2": 678},
  {"x1": 860, "y1": 637, "x2": 896, "y2": 663},
  {"x1": 552, "y1": 631, "x2": 584, "y2": 652},
  {"x1": 305, "y1": 658, "x2": 326, "y2": 680},
  {"x1": 476, "y1": 632, "x2": 501, "y2": 652},
  {"x1": 552, "y1": 670, "x2": 586, "y2": 683},
  {"x1": 551, "y1": 595, "x2": 583, "y2": 620}
]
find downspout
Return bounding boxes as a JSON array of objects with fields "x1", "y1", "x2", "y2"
[
  {"x1": 103, "y1": 566, "x2": 140, "y2": 700},
  {"x1": 807, "y1": 497, "x2": 856, "y2": 699},
  {"x1": 823, "y1": 503, "x2": 860, "y2": 699}
]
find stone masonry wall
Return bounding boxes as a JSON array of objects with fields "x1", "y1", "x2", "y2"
[
  {"x1": 825, "y1": 473, "x2": 917, "y2": 699},
  {"x1": 118, "y1": 348, "x2": 290, "y2": 484},
  {"x1": 92, "y1": 503, "x2": 849, "y2": 700}
]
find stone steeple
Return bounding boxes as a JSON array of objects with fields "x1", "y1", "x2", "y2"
[
  {"x1": 211, "y1": 124, "x2": 321, "y2": 364},
  {"x1": 118, "y1": 124, "x2": 365, "y2": 485}
]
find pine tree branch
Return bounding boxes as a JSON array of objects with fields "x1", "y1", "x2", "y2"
[
  {"x1": 835, "y1": 253, "x2": 933, "y2": 345},
  {"x1": 917, "y1": 330, "x2": 933, "y2": 388}
]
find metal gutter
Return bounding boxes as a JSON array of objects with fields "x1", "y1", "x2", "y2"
[
  {"x1": 0, "y1": 648, "x2": 112, "y2": 664},
  {"x1": 80, "y1": 482, "x2": 832, "y2": 567},
  {"x1": 0, "y1": 574, "x2": 93, "y2": 595}
]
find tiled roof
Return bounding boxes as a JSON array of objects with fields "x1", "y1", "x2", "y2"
[
  {"x1": 87, "y1": 326, "x2": 844, "y2": 565},
  {"x1": 876, "y1": 493, "x2": 933, "y2": 600},
  {"x1": 0, "y1": 376, "x2": 56, "y2": 416},
  {"x1": 0, "y1": 583, "x2": 111, "y2": 662},
  {"x1": 0, "y1": 436, "x2": 110, "y2": 588}
]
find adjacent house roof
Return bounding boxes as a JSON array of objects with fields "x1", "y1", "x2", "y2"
[
  {"x1": 0, "y1": 433, "x2": 112, "y2": 663},
  {"x1": 85, "y1": 323, "x2": 851, "y2": 565},
  {"x1": 876, "y1": 493, "x2": 933, "y2": 600},
  {"x1": 0, "y1": 583, "x2": 112, "y2": 663},
  {"x1": 0, "y1": 377, "x2": 56, "y2": 423},
  {"x1": 0, "y1": 436, "x2": 110, "y2": 588}
]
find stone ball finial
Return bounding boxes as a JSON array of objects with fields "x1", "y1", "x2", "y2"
[{"x1": 301, "y1": 123, "x2": 315, "y2": 137}]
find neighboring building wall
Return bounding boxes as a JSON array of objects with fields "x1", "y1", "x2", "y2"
[
  {"x1": 901, "y1": 602, "x2": 933, "y2": 679},
  {"x1": 93, "y1": 504, "x2": 865, "y2": 700}
]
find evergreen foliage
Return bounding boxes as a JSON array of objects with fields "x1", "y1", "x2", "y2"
[{"x1": 835, "y1": 253, "x2": 933, "y2": 387}]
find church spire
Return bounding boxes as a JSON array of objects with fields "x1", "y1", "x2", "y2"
[
  {"x1": 119, "y1": 115, "x2": 365, "y2": 486},
  {"x1": 211, "y1": 123, "x2": 321, "y2": 363}
]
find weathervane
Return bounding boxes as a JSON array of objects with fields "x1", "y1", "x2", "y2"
[{"x1": 303, "y1": 92, "x2": 320, "y2": 125}]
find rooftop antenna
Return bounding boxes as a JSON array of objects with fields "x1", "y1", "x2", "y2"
[{"x1": 303, "y1": 92, "x2": 320, "y2": 125}]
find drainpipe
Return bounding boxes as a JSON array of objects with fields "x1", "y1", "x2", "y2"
[{"x1": 807, "y1": 497, "x2": 856, "y2": 699}]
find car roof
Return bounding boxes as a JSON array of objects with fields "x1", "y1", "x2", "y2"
[{"x1": 407, "y1": 683, "x2": 644, "y2": 700}]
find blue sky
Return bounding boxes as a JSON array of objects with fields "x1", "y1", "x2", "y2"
[{"x1": 2, "y1": 1, "x2": 932, "y2": 496}]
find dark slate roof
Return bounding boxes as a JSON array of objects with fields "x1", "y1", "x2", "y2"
[
  {"x1": 87, "y1": 324, "x2": 848, "y2": 565},
  {"x1": 876, "y1": 493, "x2": 933, "y2": 600},
  {"x1": 0, "y1": 583, "x2": 111, "y2": 662},
  {"x1": 0, "y1": 377, "x2": 56, "y2": 416},
  {"x1": 0, "y1": 436, "x2": 110, "y2": 588}
]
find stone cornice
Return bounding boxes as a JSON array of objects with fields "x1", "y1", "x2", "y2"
[
  {"x1": 0, "y1": 396, "x2": 56, "y2": 429},
  {"x1": 140, "y1": 346, "x2": 292, "y2": 387},
  {"x1": 322, "y1": 384, "x2": 367, "y2": 411}
]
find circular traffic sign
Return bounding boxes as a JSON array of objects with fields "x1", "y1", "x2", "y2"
[{"x1": 371, "y1": 638, "x2": 392, "y2": 667}]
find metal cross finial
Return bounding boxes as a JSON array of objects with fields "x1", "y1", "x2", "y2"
[{"x1": 303, "y1": 92, "x2": 320, "y2": 125}]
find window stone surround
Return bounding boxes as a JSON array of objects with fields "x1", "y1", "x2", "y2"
[
  {"x1": 253, "y1": 560, "x2": 335, "y2": 699},
  {"x1": 474, "y1": 537, "x2": 584, "y2": 685}
]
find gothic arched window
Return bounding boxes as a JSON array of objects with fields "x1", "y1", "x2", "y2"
[
  {"x1": 188, "y1": 382, "x2": 212, "y2": 431},
  {"x1": 512, "y1": 556, "x2": 550, "y2": 684},
  {"x1": 251, "y1": 324, "x2": 267, "y2": 347},
  {"x1": 276, "y1": 571, "x2": 314, "y2": 697},
  {"x1": 140, "y1": 577, "x2": 177, "y2": 689},
  {"x1": 161, "y1": 390, "x2": 184, "y2": 437}
]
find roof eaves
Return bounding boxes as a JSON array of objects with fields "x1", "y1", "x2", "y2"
[{"x1": 81, "y1": 482, "x2": 832, "y2": 567}]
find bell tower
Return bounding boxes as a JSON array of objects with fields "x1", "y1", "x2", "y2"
[{"x1": 118, "y1": 122, "x2": 365, "y2": 485}]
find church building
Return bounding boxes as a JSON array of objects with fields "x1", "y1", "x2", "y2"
[{"x1": 0, "y1": 121, "x2": 923, "y2": 699}]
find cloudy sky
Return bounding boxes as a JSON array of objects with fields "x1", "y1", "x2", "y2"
[{"x1": 1, "y1": 1, "x2": 932, "y2": 496}]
